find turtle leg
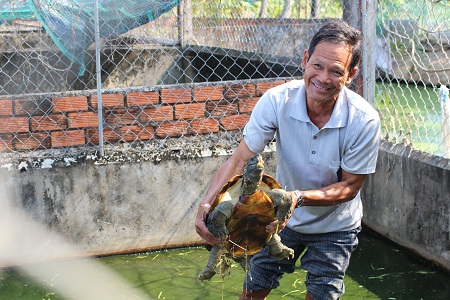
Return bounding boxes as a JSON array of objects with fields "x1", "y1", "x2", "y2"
[
  {"x1": 234, "y1": 255, "x2": 253, "y2": 273},
  {"x1": 267, "y1": 233, "x2": 294, "y2": 260},
  {"x1": 198, "y1": 245, "x2": 230, "y2": 282},
  {"x1": 207, "y1": 201, "x2": 234, "y2": 240},
  {"x1": 266, "y1": 188, "x2": 293, "y2": 222}
]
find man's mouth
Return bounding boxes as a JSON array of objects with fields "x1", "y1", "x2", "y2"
[{"x1": 312, "y1": 81, "x2": 333, "y2": 91}]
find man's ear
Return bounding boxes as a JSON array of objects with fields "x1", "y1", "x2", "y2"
[
  {"x1": 346, "y1": 67, "x2": 358, "y2": 84},
  {"x1": 301, "y1": 49, "x2": 309, "y2": 69}
]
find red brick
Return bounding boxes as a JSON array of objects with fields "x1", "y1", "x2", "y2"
[
  {"x1": 122, "y1": 125, "x2": 154, "y2": 142},
  {"x1": 91, "y1": 93, "x2": 125, "y2": 109},
  {"x1": 15, "y1": 98, "x2": 52, "y2": 116},
  {"x1": 13, "y1": 132, "x2": 51, "y2": 150},
  {"x1": 189, "y1": 118, "x2": 220, "y2": 134},
  {"x1": 174, "y1": 103, "x2": 205, "y2": 119},
  {"x1": 155, "y1": 120, "x2": 189, "y2": 138},
  {"x1": 161, "y1": 88, "x2": 192, "y2": 104},
  {"x1": 205, "y1": 100, "x2": 239, "y2": 116},
  {"x1": 85, "y1": 127, "x2": 121, "y2": 144},
  {"x1": 51, "y1": 130, "x2": 85, "y2": 147},
  {"x1": 141, "y1": 106, "x2": 173, "y2": 123},
  {"x1": 255, "y1": 80, "x2": 285, "y2": 96},
  {"x1": 240, "y1": 97, "x2": 260, "y2": 113},
  {"x1": 104, "y1": 108, "x2": 139, "y2": 127},
  {"x1": 52, "y1": 96, "x2": 88, "y2": 113},
  {"x1": 224, "y1": 83, "x2": 256, "y2": 99},
  {"x1": 67, "y1": 112, "x2": 99, "y2": 128},
  {"x1": 127, "y1": 91, "x2": 159, "y2": 106},
  {"x1": 221, "y1": 114, "x2": 250, "y2": 131},
  {"x1": 0, "y1": 134, "x2": 13, "y2": 152},
  {"x1": 0, "y1": 116, "x2": 29, "y2": 133},
  {"x1": 193, "y1": 86, "x2": 224, "y2": 101},
  {"x1": 0, "y1": 100, "x2": 13, "y2": 116},
  {"x1": 30, "y1": 114, "x2": 67, "y2": 131}
]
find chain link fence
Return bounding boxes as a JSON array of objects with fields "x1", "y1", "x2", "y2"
[
  {"x1": 0, "y1": 0, "x2": 449, "y2": 167},
  {"x1": 376, "y1": 0, "x2": 450, "y2": 157}
]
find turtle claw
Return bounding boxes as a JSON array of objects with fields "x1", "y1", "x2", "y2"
[
  {"x1": 198, "y1": 269, "x2": 216, "y2": 282},
  {"x1": 267, "y1": 233, "x2": 295, "y2": 260},
  {"x1": 269, "y1": 245, "x2": 295, "y2": 260}
]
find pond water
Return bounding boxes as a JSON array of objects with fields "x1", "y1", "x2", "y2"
[{"x1": 1, "y1": 228, "x2": 449, "y2": 299}]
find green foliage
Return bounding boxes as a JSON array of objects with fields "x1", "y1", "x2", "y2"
[
  {"x1": 191, "y1": 0, "x2": 343, "y2": 19},
  {"x1": 192, "y1": 0, "x2": 259, "y2": 18}
]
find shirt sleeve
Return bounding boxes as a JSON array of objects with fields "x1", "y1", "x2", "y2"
[
  {"x1": 243, "y1": 90, "x2": 278, "y2": 153},
  {"x1": 341, "y1": 116, "x2": 381, "y2": 174}
]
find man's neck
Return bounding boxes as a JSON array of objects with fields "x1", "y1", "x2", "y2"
[{"x1": 306, "y1": 100, "x2": 336, "y2": 129}]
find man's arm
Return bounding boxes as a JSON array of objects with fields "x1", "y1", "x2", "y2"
[
  {"x1": 195, "y1": 140, "x2": 256, "y2": 245},
  {"x1": 298, "y1": 170, "x2": 367, "y2": 206},
  {"x1": 267, "y1": 170, "x2": 367, "y2": 233}
]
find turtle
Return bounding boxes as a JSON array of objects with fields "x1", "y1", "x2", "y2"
[{"x1": 198, "y1": 153, "x2": 295, "y2": 282}]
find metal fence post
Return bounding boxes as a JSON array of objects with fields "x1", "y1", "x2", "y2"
[
  {"x1": 178, "y1": 0, "x2": 192, "y2": 49},
  {"x1": 362, "y1": 0, "x2": 377, "y2": 105},
  {"x1": 94, "y1": 0, "x2": 104, "y2": 157}
]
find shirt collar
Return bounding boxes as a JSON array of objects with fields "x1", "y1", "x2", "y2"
[{"x1": 289, "y1": 84, "x2": 349, "y2": 129}]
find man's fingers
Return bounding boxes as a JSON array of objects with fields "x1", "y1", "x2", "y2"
[{"x1": 265, "y1": 220, "x2": 285, "y2": 233}]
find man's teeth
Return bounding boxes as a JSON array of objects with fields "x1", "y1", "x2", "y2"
[{"x1": 313, "y1": 82, "x2": 332, "y2": 91}]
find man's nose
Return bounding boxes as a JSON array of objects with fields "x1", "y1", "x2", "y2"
[{"x1": 316, "y1": 70, "x2": 331, "y2": 83}]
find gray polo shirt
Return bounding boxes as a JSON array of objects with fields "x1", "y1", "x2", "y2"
[{"x1": 243, "y1": 80, "x2": 380, "y2": 234}]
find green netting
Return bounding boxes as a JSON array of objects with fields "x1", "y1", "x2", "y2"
[
  {"x1": 0, "y1": 0, "x2": 179, "y2": 74},
  {"x1": 0, "y1": 1, "x2": 33, "y2": 20}
]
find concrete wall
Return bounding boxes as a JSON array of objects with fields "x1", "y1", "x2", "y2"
[
  {"x1": 192, "y1": 18, "x2": 332, "y2": 61},
  {"x1": 362, "y1": 141, "x2": 450, "y2": 271}
]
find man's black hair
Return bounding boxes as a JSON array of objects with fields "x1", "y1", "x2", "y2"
[{"x1": 307, "y1": 20, "x2": 363, "y2": 72}]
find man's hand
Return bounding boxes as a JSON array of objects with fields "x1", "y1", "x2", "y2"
[{"x1": 265, "y1": 219, "x2": 287, "y2": 234}]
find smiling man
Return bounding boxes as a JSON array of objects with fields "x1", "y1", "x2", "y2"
[{"x1": 195, "y1": 20, "x2": 381, "y2": 300}]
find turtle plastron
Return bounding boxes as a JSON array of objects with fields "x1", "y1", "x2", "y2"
[{"x1": 198, "y1": 154, "x2": 295, "y2": 282}]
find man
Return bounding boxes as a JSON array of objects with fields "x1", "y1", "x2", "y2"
[{"x1": 195, "y1": 20, "x2": 380, "y2": 299}]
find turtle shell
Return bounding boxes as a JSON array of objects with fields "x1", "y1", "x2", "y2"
[{"x1": 210, "y1": 174, "x2": 282, "y2": 257}]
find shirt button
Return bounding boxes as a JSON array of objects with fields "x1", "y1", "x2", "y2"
[
  {"x1": 312, "y1": 151, "x2": 316, "y2": 154},
  {"x1": 313, "y1": 136, "x2": 318, "y2": 139}
]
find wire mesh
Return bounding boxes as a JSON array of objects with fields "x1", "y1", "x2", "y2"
[
  {"x1": 0, "y1": 0, "x2": 448, "y2": 164},
  {"x1": 376, "y1": 0, "x2": 450, "y2": 157}
]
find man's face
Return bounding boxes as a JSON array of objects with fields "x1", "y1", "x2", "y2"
[{"x1": 301, "y1": 41, "x2": 357, "y2": 105}]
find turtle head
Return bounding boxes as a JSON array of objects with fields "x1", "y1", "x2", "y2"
[{"x1": 242, "y1": 154, "x2": 264, "y2": 195}]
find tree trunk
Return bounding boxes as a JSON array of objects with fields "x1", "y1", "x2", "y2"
[
  {"x1": 259, "y1": 0, "x2": 268, "y2": 18},
  {"x1": 310, "y1": 0, "x2": 319, "y2": 18},
  {"x1": 280, "y1": 0, "x2": 292, "y2": 18}
]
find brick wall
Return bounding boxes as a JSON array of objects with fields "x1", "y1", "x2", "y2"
[{"x1": 0, "y1": 79, "x2": 287, "y2": 152}]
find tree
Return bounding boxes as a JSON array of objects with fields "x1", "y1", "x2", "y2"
[
  {"x1": 280, "y1": 0, "x2": 292, "y2": 18},
  {"x1": 259, "y1": 0, "x2": 268, "y2": 18},
  {"x1": 311, "y1": 0, "x2": 319, "y2": 18}
]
